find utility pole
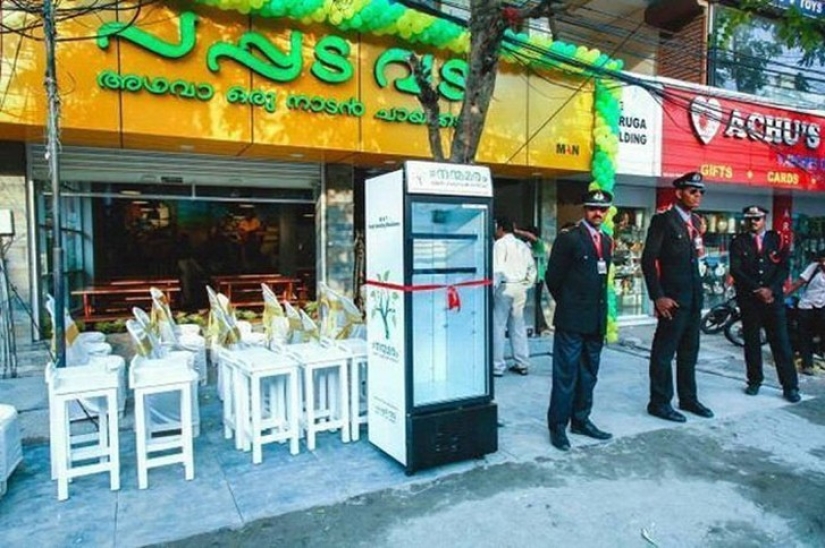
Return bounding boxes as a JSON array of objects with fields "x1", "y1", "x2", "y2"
[{"x1": 43, "y1": 0, "x2": 65, "y2": 368}]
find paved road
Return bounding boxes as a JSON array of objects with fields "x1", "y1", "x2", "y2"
[
  {"x1": 160, "y1": 325, "x2": 825, "y2": 548},
  {"x1": 162, "y1": 396, "x2": 825, "y2": 547}
]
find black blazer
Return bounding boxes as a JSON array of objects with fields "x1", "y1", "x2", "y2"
[
  {"x1": 729, "y1": 230, "x2": 789, "y2": 300},
  {"x1": 641, "y1": 207, "x2": 704, "y2": 309},
  {"x1": 545, "y1": 223, "x2": 611, "y2": 336}
]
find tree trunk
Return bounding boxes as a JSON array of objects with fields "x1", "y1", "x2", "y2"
[{"x1": 450, "y1": 0, "x2": 507, "y2": 165}]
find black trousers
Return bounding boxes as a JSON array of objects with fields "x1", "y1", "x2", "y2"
[
  {"x1": 547, "y1": 329, "x2": 603, "y2": 428},
  {"x1": 799, "y1": 307, "x2": 825, "y2": 369},
  {"x1": 648, "y1": 302, "x2": 700, "y2": 409},
  {"x1": 739, "y1": 296, "x2": 798, "y2": 390}
]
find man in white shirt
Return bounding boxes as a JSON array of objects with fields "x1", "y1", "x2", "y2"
[
  {"x1": 493, "y1": 217, "x2": 536, "y2": 377},
  {"x1": 786, "y1": 248, "x2": 825, "y2": 375}
]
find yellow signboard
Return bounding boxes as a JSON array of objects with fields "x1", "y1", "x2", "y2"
[{"x1": 0, "y1": 6, "x2": 595, "y2": 171}]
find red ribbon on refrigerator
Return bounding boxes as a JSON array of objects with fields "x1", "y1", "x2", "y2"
[{"x1": 364, "y1": 278, "x2": 492, "y2": 311}]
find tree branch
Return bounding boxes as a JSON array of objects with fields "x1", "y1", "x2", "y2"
[{"x1": 409, "y1": 54, "x2": 445, "y2": 162}]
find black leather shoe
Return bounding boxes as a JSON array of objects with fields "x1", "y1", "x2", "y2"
[
  {"x1": 570, "y1": 420, "x2": 612, "y2": 440},
  {"x1": 744, "y1": 384, "x2": 760, "y2": 396},
  {"x1": 647, "y1": 404, "x2": 687, "y2": 423},
  {"x1": 549, "y1": 428, "x2": 571, "y2": 451},
  {"x1": 784, "y1": 388, "x2": 801, "y2": 403},
  {"x1": 679, "y1": 400, "x2": 714, "y2": 418}
]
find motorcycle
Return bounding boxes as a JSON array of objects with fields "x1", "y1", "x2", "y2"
[
  {"x1": 700, "y1": 296, "x2": 767, "y2": 347},
  {"x1": 700, "y1": 296, "x2": 737, "y2": 335}
]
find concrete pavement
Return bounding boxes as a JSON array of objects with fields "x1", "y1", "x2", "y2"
[{"x1": 0, "y1": 325, "x2": 823, "y2": 547}]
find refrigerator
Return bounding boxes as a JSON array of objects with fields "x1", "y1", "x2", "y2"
[{"x1": 365, "y1": 160, "x2": 498, "y2": 474}]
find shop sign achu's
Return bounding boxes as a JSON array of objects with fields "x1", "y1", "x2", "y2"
[{"x1": 95, "y1": 11, "x2": 466, "y2": 125}]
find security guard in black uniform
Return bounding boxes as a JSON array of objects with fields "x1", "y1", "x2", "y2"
[
  {"x1": 641, "y1": 172, "x2": 714, "y2": 422},
  {"x1": 729, "y1": 205, "x2": 800, "y2": 402},
  {"x1": 545, "y1": 189, "x2": 613, "y2": 451}
]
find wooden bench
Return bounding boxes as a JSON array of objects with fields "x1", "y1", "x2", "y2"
[
  {"x1": 211, "y1": 275, "x2": 304, "y2": 310},
  {"x1": 72, "y1": 281, "x2": 180, "y2": 323}
]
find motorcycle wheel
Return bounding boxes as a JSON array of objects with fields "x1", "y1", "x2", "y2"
[
  {"x1": 700, "y1": 305, "x2": 732, "y2": 335},
  {"x1": 724, "y1": 319, "x2": 767, "y2": 347}
]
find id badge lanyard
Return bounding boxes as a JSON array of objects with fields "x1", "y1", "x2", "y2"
[{"x1": 591, "y1": 232, "x2": 607, "y2": 275}]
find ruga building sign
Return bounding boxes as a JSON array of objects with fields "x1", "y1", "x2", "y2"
[
  {"x1": 662, "y1": 86, "x2": 825, "y2": 191},
  {"x1": 616, "y1": 84, "x2": 662, "y2": 177}
]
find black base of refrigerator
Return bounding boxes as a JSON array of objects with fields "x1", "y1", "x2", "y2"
[{"x1": 405, "y1": 402, "x2": 498, "y2": 475}]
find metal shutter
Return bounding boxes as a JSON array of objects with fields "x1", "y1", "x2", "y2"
[{"x1": 27, "y1": 145, "x2": 321, "y2": 189}]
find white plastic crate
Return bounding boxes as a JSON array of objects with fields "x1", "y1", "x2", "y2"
[{"x1": 0, "y1": 404, "x2": 23, "y2": 497}]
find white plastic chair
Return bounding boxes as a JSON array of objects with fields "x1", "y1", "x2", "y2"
[
  {"x1": 126, "y1": 317, "x2": 201, "y2": 438},
  {"x1": 221, "y1": 346, "x2": 301, "y2": 463},
  {"x1": 318, "y1": 284, "x2": 369, "y2": 440},
  {"x1": 46, "y1": 361, "x2": 120, "y2": 501},
  {"x1": 149, "y1": 287, "x2": 208, "y2": 385},
  {"x1": 129, "y1": 352, "x2": 197, "y2": 489},
  {"x1": 45, "y1": 294, "x2": 112, "y2": 358},
  {"x1": 45, "y1": 295, "x2": 126, "y2": 419}
]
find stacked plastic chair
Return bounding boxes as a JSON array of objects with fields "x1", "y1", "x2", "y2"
[
  {"x1": 125, "y1": 317, "x2": 197, "y2": 488},
  {"x1": 318, "y1": 282, "x2": 368, "y2": 441},
  {"x1": 208, "y1": 289, "x2": 301, "y2": 463},
  {"x1": 44, "y1": 294, "x2": 126, "y2": 419},
  {"x1": 272, "y1": 298, "x2": 351, "y2": 451},
  {"x1": 129, "y1": 308, "x2": 201, "y2": 437},
  {"x1": 149, "y1": 286, "x2": 208, "y2": 385},
  {"x1": 45, "y1": 360, "x2": 121, "y2": 501}
]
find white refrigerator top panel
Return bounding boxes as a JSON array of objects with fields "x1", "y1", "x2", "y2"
[{"x1": 405, "y1": 161, "x2": 493, "y2": 197}]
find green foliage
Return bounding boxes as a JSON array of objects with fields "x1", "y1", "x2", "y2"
[
  {"x1": 303, "y1": 300, "x2": 319, "y2": 321},
  {"x1": 95, "y1": 319, "x2": 127, "y2": 334},
  {"x1": 236, "y1": 309, "x2": 259, "y2": 321},
  {"x1": 723, "y1": 0, "x2": 825, "y2": 62},
  {"x1": 174, "y1": 311, "x2": 208, "y2": 328}
]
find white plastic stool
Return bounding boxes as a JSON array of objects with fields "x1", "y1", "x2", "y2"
[
  {"x1": 130, "y1": 357, "x2": 198, "y2": 489},
  {"x1": 46, "y1": 362, "x2": 121, "y2": 501},
  {"x1": 0, "y1": 404, "x2": 22, "y2": 498},
  {"x1": 283, "y1": 342, "x2": 350, "y2": 451},
  {"x1": 329, "y1": 338, "x2": 368, "y2": 441},
  {"x1": 226, "y1": 346, "x2": 302, "y2": 463}
]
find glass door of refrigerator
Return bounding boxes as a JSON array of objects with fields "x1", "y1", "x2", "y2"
[{"x1": 410, "y1": 201, "x2": 489, "y2": 407}]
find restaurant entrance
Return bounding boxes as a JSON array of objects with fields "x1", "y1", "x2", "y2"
[{"x1": 28, "y1": 145, "x2": 320, "y2": 329}]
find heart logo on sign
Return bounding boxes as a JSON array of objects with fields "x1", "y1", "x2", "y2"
[{"x1": 689, "y1": 96, "x2": 723, "y2": 145}]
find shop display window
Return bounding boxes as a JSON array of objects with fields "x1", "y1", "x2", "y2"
[
  {"x1": 699, "y1": 211, "x2": 739, "y2": 307},
  {"x1": 791, "y1": 215, "x2": 825, "y2": 278},
  {"x1": 612, "y1": 208, "x2": 649, "y2": 316}
]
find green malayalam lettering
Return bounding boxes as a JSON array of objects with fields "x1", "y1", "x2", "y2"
[
  {"x1": 97, "y1": 11, "x2": 198, "y2": 59},
  {"x1": 374, "y1": 48, "x2": 432, "y2": 96},
  {"x1": 143, "y1": 76, "x2": 170, "y2": 95},
  {"x1": 311, "y1": 35, "x2": 353, "y2": 85},
  {"x1": 95, "y1": 11, "x2": 463, "y2": 101},
  {"x1": 372, "y1": 107, "x2": 458, "y2": 128},
  {"x1": 95, "y1": 69, "x2": 212, "y2": 102},
  {"x1": 207, "y1": 31, "x2": 303, "y2": 83},
  {"x1": 437, "y1": 59, "x2": 467, "y2": 102},
  {"x1": 225, "y1": 86, "x2": 277, "y2": 113},
  {"x1": 287, "y1": 94, "x2": 364, "y2": 117},
  {"x1": 375, "y1": 108, "x2": 391, "y2": 121}
]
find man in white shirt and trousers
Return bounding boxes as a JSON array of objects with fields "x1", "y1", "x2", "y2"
[{"x1": 493, "y1": 216, "x2": 537, "y2": 377}]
